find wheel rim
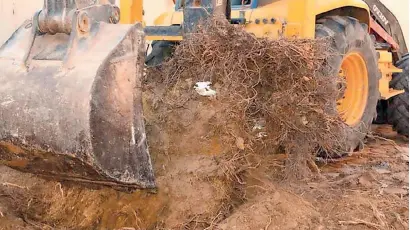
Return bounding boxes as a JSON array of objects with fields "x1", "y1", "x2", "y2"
[{"x1": 337, "y1": 52, "x2": 369, "y2": 126}]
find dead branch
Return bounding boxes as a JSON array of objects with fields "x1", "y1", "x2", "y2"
[
  {"x1": 1, "y1": 182, "x2": 27, "y2": 189},
  {"x1": 369, "y1": 202, "x2": 387, "y2": 228},
  {"x1": 264, "y1": 216, "x2": 272, "y2": 230},
  {"x1": 339, "y1": 218, "x2": 383, "y2": 229}
]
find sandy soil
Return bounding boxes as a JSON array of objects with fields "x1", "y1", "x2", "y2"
[
  {"x1": 0, "y1": 124, "x2": 408, "y2": 230},
  {"x1": 220, "y1": 124, "x2": 409, "y2": 230}
]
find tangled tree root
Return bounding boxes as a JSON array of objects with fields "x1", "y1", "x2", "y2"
[{"x1": 146, "y1": 18, "x2": 349, "y2": 179}]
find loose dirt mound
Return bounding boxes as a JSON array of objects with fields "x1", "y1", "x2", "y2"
[
  {"x1": 0, "y1": 129, "x2": 408, "y2": 229},
  {"x1": 0, "y1": 155, "x2": 229, "y2": 229},
  {"x1": 218, "y1": 190, "x2": 322, "y2": 230},
  {"x1": 217, "y1": 126, "x2": 409, "y2": 230}
]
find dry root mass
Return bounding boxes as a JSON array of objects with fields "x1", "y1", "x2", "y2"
[{"x1": 146, "y1": 18, "x2": 349, "y2": 178}]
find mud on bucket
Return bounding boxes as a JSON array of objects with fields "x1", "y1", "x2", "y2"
[{"x1": 0, "y1": 17, "x2": 155, "y2": 189}]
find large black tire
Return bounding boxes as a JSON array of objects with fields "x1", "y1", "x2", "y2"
[
  {"x1": 145, "y1": 41, "x2": 175, "y2": 66},
  {"x1": 374, "y1": 100, "x2": 388, "y2": 124},
  {"x1": 315, "y1": 16, "x2": 380, "y2": 153},
  {"x1": 388, "y1": 54, "x2": 409, "y2": 136}
]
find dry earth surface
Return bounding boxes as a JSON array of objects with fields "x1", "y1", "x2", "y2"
[{"x1": 0, "y1": 124, "x2": 408, "y2": 230}]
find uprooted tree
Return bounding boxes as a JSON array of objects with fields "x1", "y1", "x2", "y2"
[{"x1": 145, "y1": 18, "x2": 350, "y2": 179}]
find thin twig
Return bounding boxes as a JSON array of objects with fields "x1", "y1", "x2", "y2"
[
  {"x1": 339, "y1": 218, "x2": 382, "y2": 229},
  {"x1": 369, "y1": 135, "x2": 402, "y2": 152},
  {"x1": 55, "y1": 183, "x2": 64, "y2": 197},
  {"x1": 264, "y1": 216, "x2": 272, "y2": 230},
  {"x1": 369, "y1": 202, "x2": 386, "y2": 227},
  {"x1": 394, "y1": 212, "x2": 408, "y2": 229},
  {"x1": 1, "y1": 182, "x2": 27, "y2": 189}
]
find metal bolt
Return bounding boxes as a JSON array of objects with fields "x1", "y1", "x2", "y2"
[
  {"x1": 271, "y1": 18, "x2": 276, "y2": 24},
  {"x1": 263, "y1": 18, "x2": 268, "y2": 24},
  {"x1": 110, "y1": 7, "x2": 120, "y2": 24},
  {"x1": 78, "y1": 12, "x2": 90, "y2": 33},
  {"x1": 25, "y1": 22, "x2": 33, "y2": 29},
  {"x1": 255, "y1": 19, "x2": 260, "y2": 24}
]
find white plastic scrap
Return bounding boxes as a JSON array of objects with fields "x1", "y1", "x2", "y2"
[
  {"x1": 301, "y1": 116, "x2": 309, "y2": 125},
  {"x1": 252, "y1": 118, "x2": 266, "y2": 131},
  {"x1": 252, "y1": 118, "x2": 267, "y2": 138},
  {"x1": 1, "y1": 96, "x2": 14, "y2": 107},
  {"x1": 194, "y1": 81, "x2": 216, "y2": 97},
  {"x1": 257, "y1": 132, "x2": 268, "y2": 138}
]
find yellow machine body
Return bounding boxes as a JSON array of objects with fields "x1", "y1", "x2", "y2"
[
  {"x1": 120, "y1": 0, "x2": 143, "y2": 24},
  {"x1": 126, "y1": 0, "x2": 400, "y2": 102},
  {"x1": 149, "y1": 0, "x2": 369, "y2": 40}
]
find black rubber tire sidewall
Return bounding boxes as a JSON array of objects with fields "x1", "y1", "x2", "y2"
[
  {"x1": 316, "y1": 16, "x2": 380, "y2": 152},
  {"x1": 388, "y1": 54, "x2": 409, "y2": 136},
  {"x1": 145, "y1": 41, "x2": 176, "y2": 66}
]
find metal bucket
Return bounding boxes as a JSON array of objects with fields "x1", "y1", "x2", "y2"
[{"x1": 0, "y1": 3, "x2": 155, "y2": 189}]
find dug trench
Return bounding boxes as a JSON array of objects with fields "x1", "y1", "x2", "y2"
[{"x1": 0, "y1": 20, "x2": 408, "y2": 229}]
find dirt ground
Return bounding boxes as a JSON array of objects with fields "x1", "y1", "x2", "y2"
[{"x1": 0, "y1": 124, "x2": 408, "y2": 230}]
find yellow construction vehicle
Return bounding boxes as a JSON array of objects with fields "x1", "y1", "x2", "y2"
[
  {"x1": 0, "y1": 0, "x2": 408, "y2": 189},
  {"x1": 142, "y1": 0, "x2": 409, "y2": 149}
]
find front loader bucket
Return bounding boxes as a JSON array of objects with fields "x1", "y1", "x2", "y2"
[{"x1": 0, "y1": 18, "x2": 155, "y2": 189}]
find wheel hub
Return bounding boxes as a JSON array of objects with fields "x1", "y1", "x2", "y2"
[{"x1": 337, "y1": 52, "x2": 369, "y2": 126}]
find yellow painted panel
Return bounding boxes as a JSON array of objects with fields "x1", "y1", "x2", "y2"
[
  {"x1": 171, "y1": 11, "x2": 183, "y2": 25},
  {"x1": 378, "y1": 50, "x2": 404, "y2": 99},
  {"x1": 120, "y1": 0, "x2": 143, "y2": 24},
  {"x1": 314, "y1": 0, "x2": 369, "y2": 15},
  {"x1": 154, "y1": 12, "x2": 174, "y2": 25},
  {"x1": 151, "y1": 0, "x2": 371, "y2": 39},
  {"x1": 146, "y1": 35, "x2": 183, "y2": 41},
  {"x1": 287, "y1": 0, "x2": 315, "y2": 38},
  {"x1": 248, "y1": 1, "x2": 288, "y2": 20},
  {"x1": 244, "y1": 24, "x2": 284, "y2": 38}
]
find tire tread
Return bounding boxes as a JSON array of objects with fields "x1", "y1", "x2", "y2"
[{"x1": 388, "y1": 56, "x2": 409, "y2": 136}]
